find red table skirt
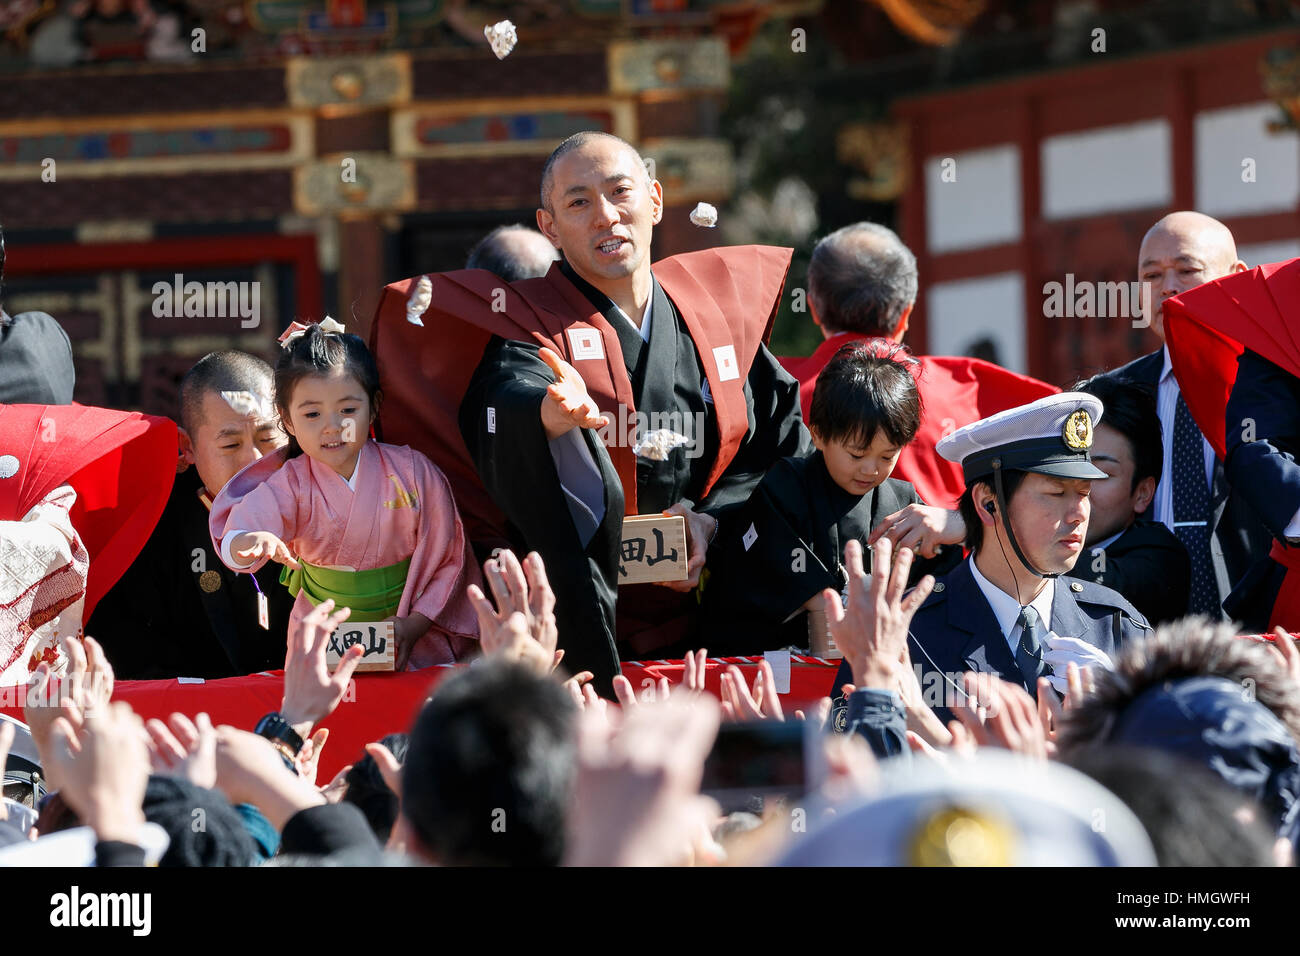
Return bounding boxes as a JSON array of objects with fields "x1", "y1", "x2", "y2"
[
  {"x1": 0, "y1": 656, "x2": 843, "y2": 783},
  {"x1": 5, "y1": 632, "x2": 1287, "y2": 783}
]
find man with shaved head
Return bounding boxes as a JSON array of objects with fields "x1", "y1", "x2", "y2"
[
  {"x1": 465, "y1": 224, "x2": 559, "y2": 282},
  {"x1": 1102, "y1": 211, "x2": 1269, "y2": 622},
  {"x1": 372, "y1": 131, "x2": 809, "y2": 689},
  {"x1": 88, "y1": 350, "x2": 295, "y2": 678}
]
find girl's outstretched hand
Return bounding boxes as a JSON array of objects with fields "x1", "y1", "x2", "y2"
[{"x1": 233, "y1": 531, "x2": 301, "y2": 570}]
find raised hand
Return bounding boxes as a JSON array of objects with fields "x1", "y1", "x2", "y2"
[
  {"x1": 46, "y1": 701, "x2": 150, "y2": 845},
  {"x1": 539, "y1": 346, "x2": 608, "y2": 439},
  {"x1": 144, "y1": 711, "x2": 218, "y2": 789},
  {"x1": 281, "y1": 598, "x2": 363, "y2": 738},
  {"x1": 823, "y1": 538, "x2": 934, "y2": 691},
  {"x1": 719, "y1": 662, "x2": 784, "y2": 722}
]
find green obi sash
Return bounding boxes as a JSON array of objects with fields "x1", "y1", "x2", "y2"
[{"x1": 280, "y1": 557, "x2": 411, "y2": 622}]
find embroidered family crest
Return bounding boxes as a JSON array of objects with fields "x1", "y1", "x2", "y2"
[
  {"x1": 1061, "y1": 410, "x2": 1093, "y2": 451},
  {"x1": 567, "y1": 327, "x2": 604, "y2": 361},
  {"x1": 383, "y1": 474, "x2": 419, "y2": 510}
]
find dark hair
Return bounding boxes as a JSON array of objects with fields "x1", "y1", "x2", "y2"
[
  {"x1": 957, "y1": 469, "x2": 1030, "y2": 552},
  {"x1": 1060, "y1": 618, "x2": 1300, "y2": 751},
  {"x1": 402, "y1": 659, "x2": 575, "y2": 866},
  {"x1": 143, "y1": 775, "x2": 258, "y2": 867},
  {"x1": 342, "y1": 732, "x2": 408, "y2": 843},
  {"x1": 540, "y1": 131, "x2": 652, "y2": 213},
  {"x1": 179, "y1": 350, "x2": 275, "y2": 435},
  {"x1": 1063, "y1": 746, "x2": 1279, "y2": 866},
  {"x1": 274, "y1": 322, "x2": 381, "y2": 460},
  {"x1": 808, "y1": 341, "x2": 921, "y2": 452},
  {"x1": 466, "y1": 225, "x2": 559, "y2": 282},
  {"x1": 0, "y1": 221, "x2": 6, "y2": 318},
  {"x1": 808, "y1": 222, "x2": 918, "y2": 337},
  {"x1": 1060, "y1": 618, "x2": 1300, "y2": 833},
  {"x1": 1074, "y1": 374, "x2": 1162, "y2": 492}
]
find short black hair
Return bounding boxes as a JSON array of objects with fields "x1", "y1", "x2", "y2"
[
  {"x1": 1074, "y1": 374, "x2": 1162, "y2": 492},
  {"x1": 808, "y1": 341, "x2": 921, "y2": 452},
  {"x1": 0, "y1": 222, "x2": 7, "y2": 321},
  {"x1": 466, "y1": 225, "x2": 559, "y2": 282},
  {"x1": 808, "y1": 222, "x2": 918, "y2": 337},
  {"x1": 957, "y1": 469, "x2": 1030, "y2": 552},
  {"x1": 274, "y1": 323, "x2": 380, "y2": 460},
  {"x1": 1063, "y1": 745, "x2": 1278, "y2": 866},
  {"x1": 539, "y1": 131, "x2": 652, "y2": 213},
  {"x1": 342, "y1": 732, "x2": 408, "y2": 843},
  {"x1": 178, "y1": 350, "x2": 275, "y2": 435},
  {"x1": 402, "y1": 660, "x2": 575, "y2": 866}
]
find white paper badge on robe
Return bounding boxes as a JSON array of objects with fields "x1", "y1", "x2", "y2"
[
  {"x1": 567, "y1": 327, "x2": 604, "y2": 361},
  {"x1": 689, "y1": 202, "x2": 718, "y2": 228},
  {"x1": 406, "y1": 275, "x2": 432, "y2": 327},
  {"x1": 742, "y1": 522, "x2": 758, "y2": 551},
  {"x1": 487, "y1": 407, "x2": 497, "y2": 434},
  {"x1": 484, "y1": 19, "x2": 517, "y2": 59},
  {"x1": 713, "y1": 344, "x2": 740, "y2": 382}
]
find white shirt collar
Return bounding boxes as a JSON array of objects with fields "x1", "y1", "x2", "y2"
[
  {"x1": 1089, "y1": 527, "x2": 1126, "y2": 553},
  {"x1": 968, "y1": 555, "x2": 1055, "y2": 642},
  {"x1": 1159, "y1": 344, "x2": 1174, "y2": 384},
  {"x1": 612, "y1": 295, "x2": 653, "y2": 343}
]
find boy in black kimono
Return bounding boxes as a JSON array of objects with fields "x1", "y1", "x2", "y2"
[{"x1": 700, "y1": 342, "x2": 959, "y2": 654}]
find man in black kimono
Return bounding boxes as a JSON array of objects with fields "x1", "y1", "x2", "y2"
[
  {"x1": 88, "y1": 351, "x2": 295, "y2": 678},
  {"x1": 372, "y1": 132, "x2": 809, "y2": 690}
]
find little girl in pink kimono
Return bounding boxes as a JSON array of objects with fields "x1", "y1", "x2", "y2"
[{"x1": 210, "y1": 318, "x2": 480, "y2": 669}]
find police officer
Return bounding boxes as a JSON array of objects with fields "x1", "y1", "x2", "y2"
[{"x1": 831, "y1": 392, "x2": 1151, "y2": 729}]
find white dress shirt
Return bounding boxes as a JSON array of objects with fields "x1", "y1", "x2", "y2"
[
  {"x1": 969, "y1": 556, "x2": 1056, "y2": 656},
  {"x1": 1152, "y1": 346, "x2": 1216, "y2": 532}
]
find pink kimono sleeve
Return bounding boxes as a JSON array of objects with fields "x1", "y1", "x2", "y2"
[
  {"x1": 208, "y1": 449, "x2": 302, "y2": 574},
  {"x1": 402, "y1": 451, "x2": 482, "y2": 646}
]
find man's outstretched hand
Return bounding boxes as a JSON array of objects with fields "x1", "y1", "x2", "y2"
[{"x1": 539, "y1": 346, "x2": 609, "y2": 440}]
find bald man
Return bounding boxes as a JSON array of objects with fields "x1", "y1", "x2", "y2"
[
  {"x1": 465, "y1": 224, "x2": 560, "y2": 282},
  {"x1": 1102, "y1": 211, "x2": 1269, "y2": 622}
]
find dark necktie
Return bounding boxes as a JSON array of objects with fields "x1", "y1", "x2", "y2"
[
  {"x1": 1172, "y1": 393, "x2": 1219, "y2": 617},
  {"x1": 1015, "y1": 606, "x2": 1048, "y2": 692}
]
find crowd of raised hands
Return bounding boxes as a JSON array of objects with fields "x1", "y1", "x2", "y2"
[{"x1": 4, "y1": 537, "x2": 1299, "y2": 867}]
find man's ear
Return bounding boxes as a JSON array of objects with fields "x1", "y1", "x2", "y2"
[
  {"x1": 536, "y1": 207, "x2": 561, "y2": 249},
  {"x1": 649, "y1": 177, "x2": 664, "y2": 225},
  {"x1": 177, "y1": 427, "x2": 196, "y2": 474},
  {"x1": 892, "y1": 303, "x2": 913, "y2": 343},
  {"x1": 809, "y1": 424, "x2": 824, "y2": 452},
  {"x1": 1133, "y1": 474, "x2": 1157, "y2": 515}
]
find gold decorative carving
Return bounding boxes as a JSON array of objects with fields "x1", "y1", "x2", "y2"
[
  {"x1": 294, "y1": 153, "x2": 416, "y2": 215},
  {"x1": 608, "y1": 38, "x2": 728, "y2": 94},
  {"x1": 286, "y1": 53, "x2": 411, "y2": 109}
]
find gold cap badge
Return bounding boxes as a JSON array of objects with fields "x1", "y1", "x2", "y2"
[
  {"x1": 1062, "y1": 409, "x2": 1093, "y2": 451},
  {"x1": 908, "y1": 805, "x2": 1015, "y2": 866}
]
